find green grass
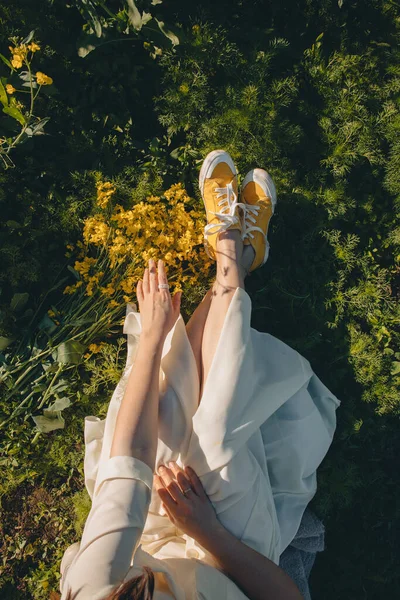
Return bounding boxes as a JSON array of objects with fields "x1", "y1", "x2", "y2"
[{"x1": 0, "y1": 1, "x2": 399, "y2": 598}]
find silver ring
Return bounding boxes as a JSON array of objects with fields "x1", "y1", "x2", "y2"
[
  {"x1": 158, "y1": 283, "x2": 170, "y2": 290},
  {"x1": 182, "y1": 487, "x2": 192, "y2": 495}
]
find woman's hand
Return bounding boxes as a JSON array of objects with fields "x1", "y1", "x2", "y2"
[
  {"x1": 137, "y1": 258, "x2": 182, "y2": 345},
  {"x1": 154, "y1": 461, "x2": 222, "y2": 543}
]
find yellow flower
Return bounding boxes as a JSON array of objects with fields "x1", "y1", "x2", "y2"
[
  {"x1": 28, "y1": 42, "x2": 40, "y2": 53},
  {"x1": 63, "y1": 285, "x2": 75, "y2": 295},
  {"x1": 83, "y1": 216, "x2": 110, "y2": 246},
  {"x1": 6, "y1": 84, "x2": 16, "y2": 95},
  {"x1": 11, "y1": 56, "x2": 23, "y2": 69},
  {"x1": 179, "y1": 83, "x2": 189, "y2": 94},
  {"x1": 100, "y1": 284, "x2": 116, "y2": 296},
  {"x1": 146, "y1": 195, "x2": 160, "y2": 203},
  {"x1": 36, "y1": 71, "x2": 53, "y2": 85},
  {"x1": 88, "y1": 343, "x2": 102, "y2": 354},
  {"x1": 96, "y1": 181, "x2": 116, "y2": 208},
  {"x1": 9, "y1": 44, "x2": 27, "y2": 69},
  {"x1": 74, "y1": 257, "x2": 97, "y2": 279},
  {"x1": 47, "y1": 309, "x2": 56, "y2": 318}
]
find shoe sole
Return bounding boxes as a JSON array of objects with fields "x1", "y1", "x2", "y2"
[
  {"x1": 240, "y1": 168, "x2": 277, "y2": 269},
  {"x1": 199, "y1": 149, "x2": 238, "y2": 260}
]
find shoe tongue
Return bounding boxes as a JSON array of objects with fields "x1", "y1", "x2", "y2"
[
  {"x1": 214, "y1": 178, "x2": 238, "y2": 194},
  {"x1": 204, "y1": 177, "x2": 238, "y2": 198}
]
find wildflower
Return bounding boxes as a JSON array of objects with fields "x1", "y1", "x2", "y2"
[
  {"x1": 9, "y1": 44, "x2": 27, "y2": 69},
  {"x1": 96, "y1": 181, "x2": 116, "y2": 208},
  {"x1": 11, "y1": 55, "x2": 23, "y2": 69},
  {"x1": 74, "y1": 257, "x2": 97, "y2": 279},
  {"x1": 83, "y1": 217, "x2": 110, "y2": 246},
  {"x1": 63, "y1": 285, "x2": 75, "y2": 295},
  {"x1": 88, "y1": 343, "x2": 102, "y2": 354},
  {"x1": 47, "y1": 309, "x2": 56, "y2": 318},
  {"x1": 28, "y1": 42, "x2": 40, "y2": 53},
  {"x1": 6, "y1": 84, "x2": 16, "y2": 95},
  {"x1": 179, "y1": 83, "x2": 189, "y2": 94},
  {"x1": 100, "y1": 284, "x2": 116, "y2": 296},
  {"x1": 36, "y1": 71, "x2": 53, "y2": 85}
]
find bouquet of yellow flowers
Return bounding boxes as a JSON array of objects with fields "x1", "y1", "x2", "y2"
[{"x1": 0, "y1": 181, "x2": 212, "y2": 439}]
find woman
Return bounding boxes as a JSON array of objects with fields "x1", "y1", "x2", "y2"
[{"x1": 59, "y1": 150, "x2": 340, "y2": 599}]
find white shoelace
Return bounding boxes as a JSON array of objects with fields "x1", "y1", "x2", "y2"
[
  {"x1": 204, "y1": 182, "x2": 240, "y2": 237},
  {"x1": 240, "y1": 204, "x2": 266, "y2": 241}
]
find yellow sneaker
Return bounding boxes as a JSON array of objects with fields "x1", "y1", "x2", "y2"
[
  {"x1": 199, "y1": 149, "x2": 242, "y2": 260},
  {"x1": 240, "y1": 168, "x2": 277, "y2": 272}
]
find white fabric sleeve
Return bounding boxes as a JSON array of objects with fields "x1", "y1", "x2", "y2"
[{"x1": 61, "y1": 456, "x2": 153, "y2": 600}]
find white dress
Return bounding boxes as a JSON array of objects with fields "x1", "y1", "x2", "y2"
[{"x1": 60, "y1": 287, "x2": 340, "y2": 599}]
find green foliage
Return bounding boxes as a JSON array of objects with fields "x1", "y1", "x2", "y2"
[{"x1": 0, "y1": 0, "x2": 399, "y2": 598}]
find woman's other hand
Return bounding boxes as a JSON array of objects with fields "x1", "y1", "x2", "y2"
[
  {"x1": 154, "y1": 461, "x2": 222, "y2": 544},
  {"x1": 137, "y1": 258, "x2": 182, "y2": 345}
]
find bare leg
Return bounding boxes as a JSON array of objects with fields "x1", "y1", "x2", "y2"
[
  {"x1": 200, "y1": 230, "x2": 250, "y2": 399},
  {"x1": 186, "y1": 235, "x2": 256, "y2": 405},
  {"x1": 185, "y1": 287, "x2": 213, "y2": 393}
]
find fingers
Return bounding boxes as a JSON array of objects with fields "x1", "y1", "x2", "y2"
[
  {"x1": 142, "y1": 259, "x2": 169, "y2": 296},
  {"x1": 172, "y1": 291, "x2": 182, "y2": 317},
  {"x1": 143, "y1": 267, "x2": 150, "y2": 294},
  {"x1": 149, "y1": 258, "x2": 158, "y2": 293},
  {"x1": 157, "y1": 259, "x2": 168, "y2": 290},
  {"x1": 136, "y1": 280, "x2": 144, "y2": 304},
  {"x1": 184, "y1": 465, "x2": 207, "y2": 499},
  {"x1": 157, "y1": 465, "x2": 187, "y2": 502},
  {"x1": 168, "y1": 461, "x2": 196, "y2": 496},
  {"x1": 154, "y1": 474, "x2": 177, "y2": 513}
]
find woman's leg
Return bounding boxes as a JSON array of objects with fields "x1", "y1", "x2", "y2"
[
  {"x1": 200, "y1": 230, "x2": 253, "y2": 398},
  {"x1": 186, "y1": 234, "x2": 255, "y2": 404},
  {"x1": 185, "y1": 287, "x2": 213, "y2": 392}
]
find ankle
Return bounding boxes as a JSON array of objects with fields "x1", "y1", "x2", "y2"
[{"x1": 216, "y1": 229, "x2": 243, "y2": 261}]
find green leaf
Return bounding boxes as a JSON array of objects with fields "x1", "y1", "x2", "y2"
[
  {"x1": 141, "y1": 11, "x2": 152, "y2": 26},
  {"x1": 38, "y1": 314, "x2": 57, "y2": 333},
  {"x1": 2, "y1": 105, "x2": 26, "y2": 126},
  {"x1": 76, "y1": 32, "x2": 121, "y2": 57},
  {"x1": 32, "y1": 412, "x2": 65, "y2": 433},
  {"x1": 78, "y1": 0, "x2": 102, "y2": 37},
  {"x1": 68, "y1": 317, "x2": 96, "y2": 326},
  {"x1": 0, "y1": 80, "x2": 8, "y2": 107},
  {"x1": 67, "y1": 265, "x2": 80, "y2": 279},
  {"x1": 0, "y1": 53, "x2": 12, "y2": 69},
  {"x1": 0, "y1": 336, "x2": 15, "y2": 351},
  {"x1": 47, "y1": 397, "x2": 71, "y2": 412},
  {"x1": 126, "y1": 0, "x2": 142, "y2": 30},
  {"x1": 32, "y1": 117, "x2": 50, "y2": 135},
  {"x1": 391, "y1": 361, "x2": 400, "y2": 376},
  {"x1": 10, "y1": 292, "x2": 29, "y2": 312},
  {"x1": 22, "y1": 30, "x2": 35, "y2": 45},
  {"x1": 155, "y1": 19, "x2": 179, "y2": 46},
  {"x1": 56, "y1": 341, "x2": 85, "y2": 364},
  {"x1": 6, "y1": 220, "x2": 22, "y2": 229},
  {"x1": 32, "y1": 383, "x2": 46, "y2": 393}
]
